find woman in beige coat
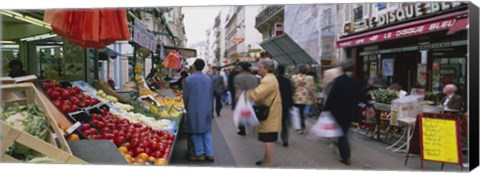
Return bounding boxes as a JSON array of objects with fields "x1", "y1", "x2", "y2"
[{"x1": 246, "y1": 58, "x2": 282, "y2": 167}]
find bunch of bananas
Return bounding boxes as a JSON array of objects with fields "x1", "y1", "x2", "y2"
[
  {"x1": 156, "y1": 97, "x2": 184, "y2": 108},
  {"x1": 140, "y1": 87, "x2": 157, "y2": 96},
  {"x1": 97, "y1": 90, "x2": 118, "y2": 103}
]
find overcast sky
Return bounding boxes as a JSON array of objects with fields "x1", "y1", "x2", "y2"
[{"x1": 183, "y1": 6, "x2": 230, "y2": 47}]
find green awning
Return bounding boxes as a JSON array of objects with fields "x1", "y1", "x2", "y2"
[
  {"x1": 1, "y1": 13, "x2": 51, "y2": 41},
  {"x1": 259, "y1": 34, "x2": 318, "y2": 67}
]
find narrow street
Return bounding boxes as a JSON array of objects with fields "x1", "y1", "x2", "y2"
[{"x1": 170, "y1": 106, "x2": 467, "y2": 171}]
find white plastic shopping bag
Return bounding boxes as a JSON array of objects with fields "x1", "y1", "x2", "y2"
[
  {"x1": 233, "y1": 91, "x2": 259, "y2": 127},
  {"x1": 307, "y1": 111, "x2": 343, "y2": 140},
  {"x1": 289, "y1": 107, "x2": 301, "y2": 130}
]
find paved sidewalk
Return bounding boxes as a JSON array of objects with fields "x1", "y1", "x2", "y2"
[{"x1": 170, "y1": 106, "x2": 468, "y2": 172}]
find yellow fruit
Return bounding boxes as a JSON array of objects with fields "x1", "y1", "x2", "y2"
[
  {"x1": 118, "y1": 147, "x2": 128, "y2": 155},
  {"x1": 154, "y1": 158, "x2": 167, "y2": 166},
  {"x1": 124, "y1": 154, "x2": 133, "y2": 164},
  {"x1": 67, "y1": 134, "x2": 80, "y2": 141}
]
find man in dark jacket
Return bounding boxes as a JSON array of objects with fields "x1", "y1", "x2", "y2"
[
  {"x1": 228, "y1": 66, "x2": 240, "y2": 110},
  {"x1": 275, "y1": 65, "x2": 294, "y2": 147},
  {"x1": 323, "y1": 65, "x2": 363, "y2": 166}
]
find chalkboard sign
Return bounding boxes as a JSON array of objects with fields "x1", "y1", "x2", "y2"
[{"x1": 419, "y1": 113, "x2": 463, "y2": 170}]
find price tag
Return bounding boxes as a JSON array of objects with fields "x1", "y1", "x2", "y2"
[{"x1": 66, "y1": 122, "x2": 82, "y2": 135}]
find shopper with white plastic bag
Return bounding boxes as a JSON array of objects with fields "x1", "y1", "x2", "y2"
[
  {"x1": 313, "y1": 61, "x2": 366, "y2": 166},
  {"x1": 307, "y1": 111, "x2": 343, "y2": 140},
  {"x1": 289, "y1": 107, "x2": 301, "y2": 130},
  {"x1": 233, "y1": 91, "x2": 259, "y2": 127}
]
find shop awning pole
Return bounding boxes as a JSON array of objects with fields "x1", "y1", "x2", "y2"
[{"x1": 94, "y1": 49, "x2": 99, "y2": 80}]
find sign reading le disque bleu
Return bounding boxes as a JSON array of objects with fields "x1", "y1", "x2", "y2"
[{"x1": 132, "y1": 18, "x2": 158, "y2": 52}]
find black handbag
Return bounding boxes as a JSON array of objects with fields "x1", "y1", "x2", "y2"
[{"x1": 253, "y1": 95, "x2": 276, "y2": 121}]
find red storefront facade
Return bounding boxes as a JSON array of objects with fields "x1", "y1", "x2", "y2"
[{"x1": 336, "y1": 2, "x2": 469, "y2": 108}]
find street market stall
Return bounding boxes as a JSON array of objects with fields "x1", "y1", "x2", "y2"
[{"x1": 1, "y1": 8, "x2": 187, "y2": 166}]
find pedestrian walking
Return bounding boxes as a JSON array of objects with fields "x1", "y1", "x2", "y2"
[
  {"x1": 291, "y1": 64, "x2": 316, "y2": 134},
  {"x1": 305, "y1": 64, "x2": 318, "y2": 117},
  {"x1": 245, "y1": 58, "x2": 282, "y2": 167},
  {"x1": 228, "y1": 66, "x2": 240, "y2": 110},
  {"x1": 234, "y1": 62, "x2": 260, "y2": 136},
  {"x1": 275, "y1": 64, "x2": 294, "y2": 147},
  {"x1": 211, "y1": 66, "x2": 226, "y2": 117},
  {"x1": 183, "y1": 59, "x2": 215, "y2": 162},
  {"x1": 322, "y1": 61, "x2": 366, "y2": 166}
]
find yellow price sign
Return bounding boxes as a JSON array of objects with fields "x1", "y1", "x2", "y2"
[{"x1": 421, "y1": 117, "x2": 459, "y2": 163}]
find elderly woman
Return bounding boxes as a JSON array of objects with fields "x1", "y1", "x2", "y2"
[
  {"x1": 246, "y1": 58, "x2": 282, "y2": 167},
  {"x1": 291, "y1": 64, "x2": 316, "y2": 134}
]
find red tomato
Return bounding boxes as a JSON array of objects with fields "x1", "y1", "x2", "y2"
[
  {"x1": 134, "y1": 147, "x2": 145, "y2": 157},
  {"x1": 61, "y1": 90, "x2": 70, "y2": 99},
  {"x1": 82, "y1": 123, "x2": 91, "y2": 130},
  {"x1": 130, "y1": 138, "x2": 140, "y2": 148},
  {"x1": 74, "y1": 87, "x2": 81, "y2": 94},
  {"x1": 139, "y1": 141, "x2": 148, "y2": 149},
  {"x1": 70, "y1": 105, "x2": 78, "y2": 112},
  {"x1": 127, "y1": 151, "x2": 134, "y2": 157},
  {"x1": 114, "y1": 136, "x2": 126, "y2": 146},
  {"x1": 151, "y1": 151, "x2": 162, "y2": 158},
  {"x1": 53, "y1": 100, "x2": 61, "y2": 108},
  {"x1": 123, "y1": 142, "x2": 132, "y2": 150},
  {"x1": 93, "y1": 134, "x2": 103, "y2": 139},
  {"x1": 61, "y1": 105, "x2": 71, "y2": 113},
  {"x1": 144, "y1": 147, "x2": 152, "y2": 156}
]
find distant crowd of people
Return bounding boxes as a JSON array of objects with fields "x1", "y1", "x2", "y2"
[{"x1": 180, "y1": 58, "x2": 464, "y2": 167}]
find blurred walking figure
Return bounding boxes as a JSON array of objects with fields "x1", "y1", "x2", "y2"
[
  {"x1": 323, "y1": 61, "x2": 365, "y2": 166},
  {"x1": 234, "y1": 62, "x2": 260, "y2": 136},
  {"x1": 246, "y1": 58, "x2": 282, "y2": 167},
  {"x1": 275, "y1": 64, "x2": 294, "y2": 147},
  {"x1": 211, "y1": 66, "x2": 226, "y2": 117},
  {"x1": 183, "y1": 59, "x2": 215, "y2": 162},
  {"x1": 291, "y1": 64, "x2": 316, "y2": 134}
]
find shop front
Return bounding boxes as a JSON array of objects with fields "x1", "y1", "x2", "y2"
[{"x1": 337, "y1": 2, "x2": 469, "y2": 108}]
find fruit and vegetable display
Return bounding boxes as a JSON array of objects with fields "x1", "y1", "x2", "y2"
[
  {"x1": 41, "y1": 80, "x2": 100, "y2": 114},
  {"x1": 0, "y1": 103, "x2": 53, "y2": 162},
  {"x1": 370, "y1": 89, "x2": 399, "y2": 104},
  {"x1": 74, "y1": 108, "x2": 175, "y2": 165}
]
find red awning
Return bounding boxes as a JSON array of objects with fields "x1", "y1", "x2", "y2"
[
  {"x1": 447, "y1": 18, "x2": 469, "y2": 35},
  {"x1": 336, "y1": 10, "x2": 468, "y2": 48}
]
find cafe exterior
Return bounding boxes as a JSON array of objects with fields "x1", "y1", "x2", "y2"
[{"x1": 336, "y1": 2, "x2": 470, "y2": 108}]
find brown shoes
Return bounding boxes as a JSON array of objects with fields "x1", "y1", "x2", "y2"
[
  {"x1": 206, "y1": 156, "x2": 215, "y2": 162},
  {"x1": 340, "y1": 158, "x2": 351, "y2": 165},
  {"x1": 189, "y1": 155, "x2": 205, "y2": 161}
]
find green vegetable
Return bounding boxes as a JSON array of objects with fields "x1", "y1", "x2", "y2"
[
  {"x1": 1, "y1": 103, "x2": 49, "y2": 161},
  {"x1": 370, "y1": 89, "x2": 398, "y2": 104},
  {"x1": 129, "y1": 100, "x2": 162, "y2": 120}
]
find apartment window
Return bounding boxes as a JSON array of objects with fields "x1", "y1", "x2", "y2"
[
  {"x1": 353, "y1": 6, "x2": 363, "y2": 22},
  {"x1": 324, "y1": 8, "x2": 332, "y2": 26}
]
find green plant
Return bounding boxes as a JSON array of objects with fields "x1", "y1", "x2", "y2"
[{"x1": 370, "y1": 89, "x2": 398, "y2": 104}]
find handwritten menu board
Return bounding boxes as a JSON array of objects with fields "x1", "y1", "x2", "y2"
[{"x1": 421, "y1": 117, "x2": 459, "y2": 163}]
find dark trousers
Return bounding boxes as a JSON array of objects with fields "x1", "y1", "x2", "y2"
[
  {"x1": 281, "y1": 108, "x2": 290, "y2": 144},
  {"x1": 294, "y1": 104, "x2": 306, "y2": 129},
  {"x1": 338, "y1": 121, "x2": 351, "y2": 161},
  {"x1": 230, "y1": 89, "x2": 236, "y2": 110},
  {"x1": 215, "y1": 93, "x2": 222, "y2": 115}
]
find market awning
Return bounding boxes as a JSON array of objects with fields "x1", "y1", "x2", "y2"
[
  {"x1": 259, "y1": 34, "x2": 318, "y2": 67},
  {"x1": 447, "y1": 18, "x2": 469, "y2": 35},
  {"x1": 1, "y1": 12, "x2": 51, "y2": 41},
  {"x1": 336, "y1": 10, "x2": 468, "y2": 48},
  {"x1": 164, "y1": 45, "x2": 197, "y2": 58}
]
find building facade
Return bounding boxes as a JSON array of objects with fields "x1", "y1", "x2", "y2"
[
  {"x1": 284, "y1": 4, "x2": 337, "y2": 65},
  {"x1": 255, "y1": 5, "x2": 285, "y2": 41},
  {"x1": 336, "y1": 2, "x2": 469, "y2": 109},
  {"x1": 224, "y1": 6, "x2": 263, "y2": 65}
]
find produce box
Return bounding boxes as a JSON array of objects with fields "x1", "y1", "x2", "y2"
[
  {"x1": 1, "y1": 121, "x2": 86, "y2": 163},
  {"x1": 0, "y1": 83, "x2": 85, "y2": 163}
]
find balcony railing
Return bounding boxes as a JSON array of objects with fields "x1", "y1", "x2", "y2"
[{"x1": 255, "y1": 5, "x2": 284, "y2": 27}]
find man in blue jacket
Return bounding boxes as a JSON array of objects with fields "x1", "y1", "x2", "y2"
[{"x1": 183, "y1": 59, "x2": 215, "y2": 162}]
